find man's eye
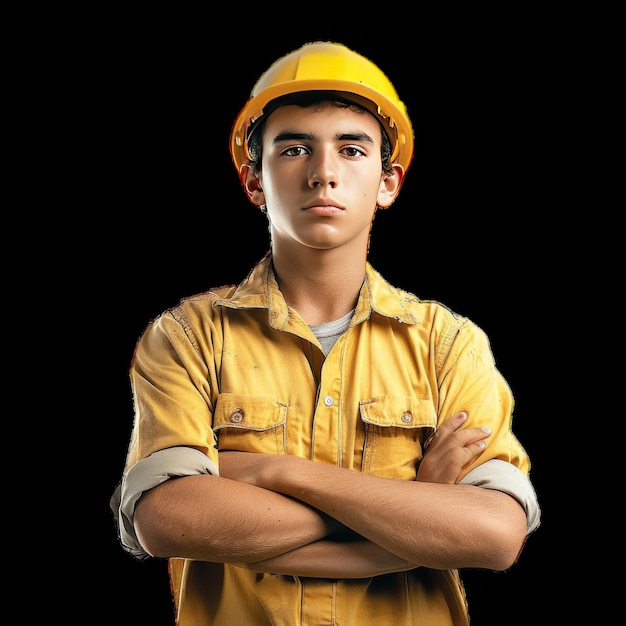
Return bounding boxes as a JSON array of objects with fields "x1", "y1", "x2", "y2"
[
  {"x1": 284, "y1": 146, "x2": 308, "y2": 157},
  {"x1": 343, "y1": 146, "x2": 365, "y2": 157}
]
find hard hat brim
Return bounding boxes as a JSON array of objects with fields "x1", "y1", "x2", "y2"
[{"x1": 230, "y1": 81, "x2": 414, "y2": 174}]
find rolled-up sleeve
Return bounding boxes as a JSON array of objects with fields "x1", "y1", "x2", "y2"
[
  {"x1": 110, "y1": 446, "x2": 219, "y2": 559},
  {"x1": 460, "y1": 459, "x2": 541, "y2": 534}
]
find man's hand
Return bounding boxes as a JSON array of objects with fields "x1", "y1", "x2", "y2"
[
  {"x1": 219, "y1": 449, "x2": 280, "y2": 486},
  {"x1": 417, "y1": 412, "x2": 491, "y2": 484}
]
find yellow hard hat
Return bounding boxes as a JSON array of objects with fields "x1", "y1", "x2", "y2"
[{"x1": 229, "y1": 41, "x2": 414, "y2": 174}]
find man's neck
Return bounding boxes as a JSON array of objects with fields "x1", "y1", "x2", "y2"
[{"x1": 271, "y1": 247, "x2": 367, "y2": 325}]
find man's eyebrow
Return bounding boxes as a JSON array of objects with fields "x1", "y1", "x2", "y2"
[
  {"x1": 273, "y1": 132, "x2": 313, "y2": 143},
  {"x1": 272, "y1": 131, "x2": 375, "y2": 144}
]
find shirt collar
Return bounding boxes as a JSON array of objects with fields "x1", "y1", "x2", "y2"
[{"x1": 216, "y1": 251, "x2": 419, "y2": 328}]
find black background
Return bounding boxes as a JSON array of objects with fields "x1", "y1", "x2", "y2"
[{"x1": 85, "y1": 17, "x2": 573, "y2": 625}]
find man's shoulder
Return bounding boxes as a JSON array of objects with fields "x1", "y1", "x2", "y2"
[{"x1": 366, "y1": 264, "x2": 469, "y2": 329}]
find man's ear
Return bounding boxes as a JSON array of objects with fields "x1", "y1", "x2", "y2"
[
  {"x1": 239, "y1": 164, "x2": 265, "y2": 207},
  {"x1": 376, "y1": 163, "x2": 405, "y2": 209}
]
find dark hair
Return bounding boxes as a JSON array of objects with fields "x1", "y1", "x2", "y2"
[{"x1": 247, "y1": 92, "x2": 393, "y2": 175}]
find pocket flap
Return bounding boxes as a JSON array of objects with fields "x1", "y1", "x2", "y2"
[
  {"x1": 359, "y1": 396, "x2": 436, "y2": 429},
  {"x1": 214, "y1": 393, "x2": 288, "y2": 431}
]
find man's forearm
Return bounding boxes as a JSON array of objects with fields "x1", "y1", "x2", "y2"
[
  {"x1": 134, "y1": 474, "x2": 336, "y2": 562},
  {"x1": 240, "y1": 539, "x2": 417, "y2": 578}
]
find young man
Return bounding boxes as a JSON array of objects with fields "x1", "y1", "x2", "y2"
[{"x1": 111, "y1": 41, "x2": 541, "y2": 625}]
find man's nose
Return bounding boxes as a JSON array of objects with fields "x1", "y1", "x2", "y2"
[{"x1": 308, "y1": 151, "x2": 338, "y2": 188}]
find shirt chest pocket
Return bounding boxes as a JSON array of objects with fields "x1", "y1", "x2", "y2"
[
  {"x1": 213, "y1": 393, "x2": 288, "y2": 454},
  {"x1": 359, "y1": 396, "x2": 437, "y2": 480}
]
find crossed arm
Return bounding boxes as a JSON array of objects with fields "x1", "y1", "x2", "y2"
[{"x1": 134, "y1": 413, "x2": 528, "y2": 577}]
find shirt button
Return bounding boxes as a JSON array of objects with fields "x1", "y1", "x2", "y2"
[
  {"x1": 401, "y1": 412, "x2": 413, "y2": 424},
  {"x1": 230, "y1": 409, "x2": 244, "y2": 423},
  {"x1": 324, "y1": 396, "x2": 334, "y2": 407}
]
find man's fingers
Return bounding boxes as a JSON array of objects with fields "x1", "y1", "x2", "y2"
[
  {"x1": 423, "y1": 412, "x2": 467, "y2": 449},
  {"x1": 424, "y1": 413, "x2": 491, "y2": 452}
]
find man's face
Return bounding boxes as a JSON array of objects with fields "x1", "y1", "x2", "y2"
[{"x1": 255, "y1": 102, "x2": 394, "y2": 253}]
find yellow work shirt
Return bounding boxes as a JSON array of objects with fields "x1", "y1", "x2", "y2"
[{"x1": 121, "y1": 252, "x2": 532, "y2": 626}]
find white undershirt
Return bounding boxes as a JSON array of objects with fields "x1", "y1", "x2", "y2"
[{"x1": 309, "y1": 308, "x2": 355, "y2": 354}]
